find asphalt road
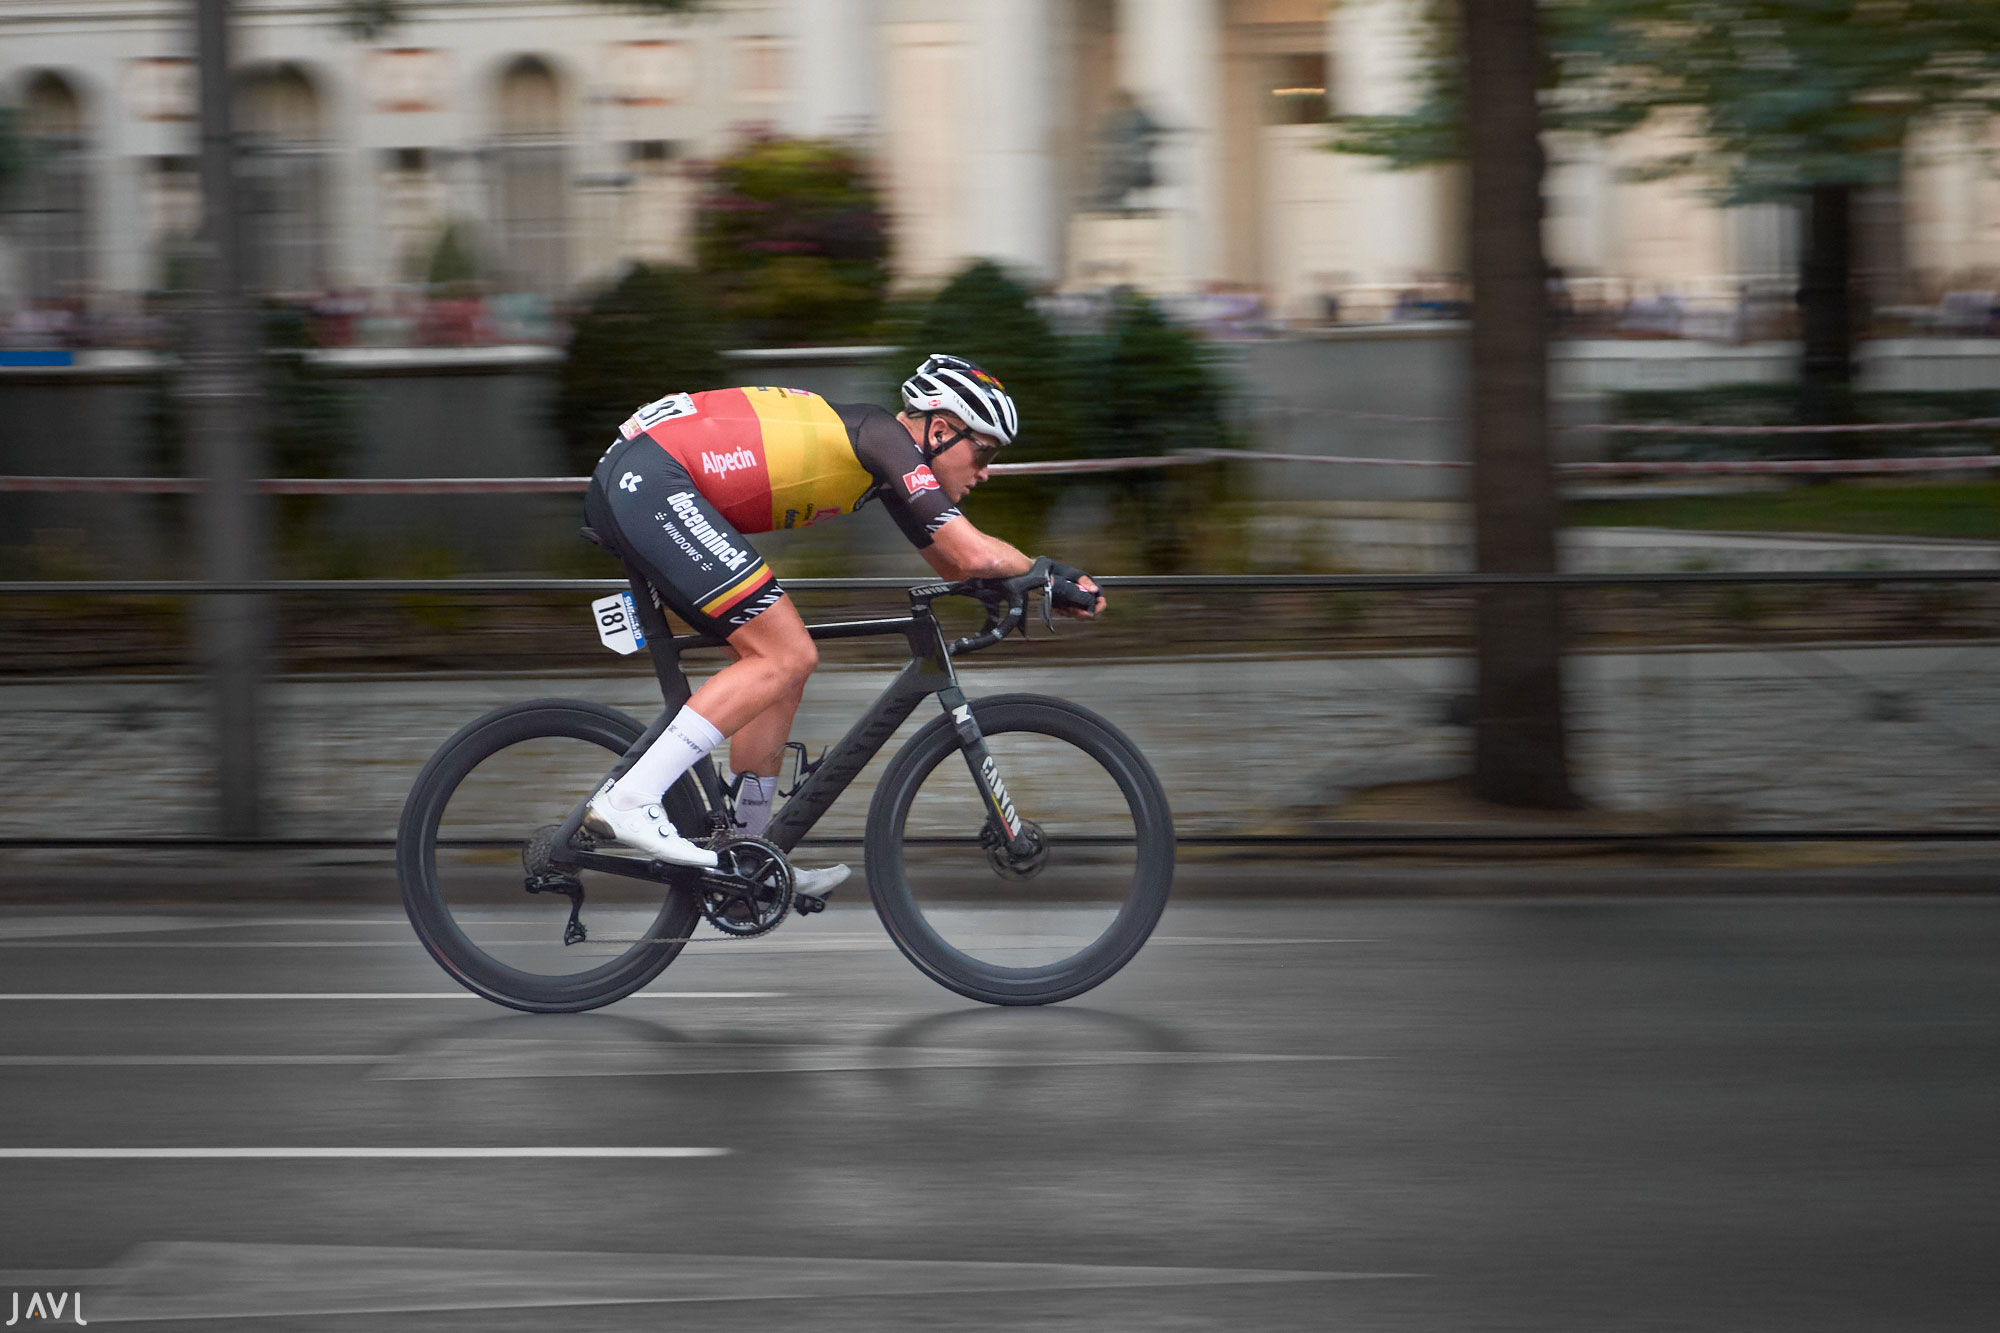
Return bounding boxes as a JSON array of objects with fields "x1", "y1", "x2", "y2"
[{"x1": 1, "y1": 897, "x2": 1995, "y2": 1331}]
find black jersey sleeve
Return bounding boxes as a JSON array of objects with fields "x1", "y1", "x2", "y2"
[{"x1": 832, "y1": 402, "x2": 962, "y2": 548}]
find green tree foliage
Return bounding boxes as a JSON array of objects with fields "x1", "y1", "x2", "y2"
[
  {"x1": 694, "y1": 134, "x2": 891, "y2": 346},
  {"x1": 1553, "y1": 1, "x2": 2000, "y2": 200},
  {"x1": 1338, "y1": 2, "x2": 2000, "y2": 190},
  {"x1": 553, "y1": 262, "x2": 729, "y2": 475},
  {"x1": 1333, "y1": 2, "x2": 2000, "y2": 418},
  {"x1": 888, "y1": 260, "x2": 1078, "y2": 463}
]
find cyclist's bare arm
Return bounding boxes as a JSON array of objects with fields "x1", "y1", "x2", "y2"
[{"x1": 921, "y1": 516, "x2": 1104, "y2": 618}]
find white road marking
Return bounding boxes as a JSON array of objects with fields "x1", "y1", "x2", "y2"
[
  {"x1": 0, "y1": 1055, "x2": 378, "y2": 1067},
  {"x1": 73, "y1": 1240, "x2": 1415, "y2": 1322},
  {"x1": 1148, "y1": 936, "x2": 1376, "y2": 945},
  {"x1": 0, "y1": 1147, "x2": 727, "y2": 1160},
  {"x1": 0, "y1": 991, "x2": 782, "y2": 1001},
  {"x1": 0, "y1": 916, "x2": 223, "y2": 941},
  {"x1": 0, "y1": 937, "x2": 894, "y2": 950},
  {"x1": 0, "y1": 932, "x2": 426, "y2": 944},
  {"x1": 378, "y1": 1042, "x2": 1375, "y2": 1081},
  {"x1": 0, "y1": 1046, "x2": 1372, "y2": 1076}
]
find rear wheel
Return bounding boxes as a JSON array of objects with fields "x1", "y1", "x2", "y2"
[
  {"x1": 865, "y1": 695, "x2": 1174, "y2": 1005},
  {"x1": 397, "y1": 699, "x2": 706, "y2": 1013}
]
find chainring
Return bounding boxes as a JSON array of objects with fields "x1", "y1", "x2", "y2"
[{"x1": 699, "y1": 834, "x2": 795, "y2": 937}]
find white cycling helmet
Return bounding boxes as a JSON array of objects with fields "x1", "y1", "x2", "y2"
[{"x1": 900, "y1": 353, "x2": 1020, "y2": 448}]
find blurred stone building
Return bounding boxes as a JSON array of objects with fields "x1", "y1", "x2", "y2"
[{"x1": 3, "y1": 0, "x2": 2000, "y2": 325}]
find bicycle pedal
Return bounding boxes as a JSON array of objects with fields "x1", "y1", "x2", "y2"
[{"x1": 794, "y1": 892, "x2": 828, "y2": 916}]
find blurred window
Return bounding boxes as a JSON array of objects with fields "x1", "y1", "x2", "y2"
[
  {"x1": 128, "y1": 58, "x2": 195, "y2": 122},
  {"x1": 144, "y1": 156, "x2": 200, "y2": 281},
  {"x1": 734, "y1": 36, "x2": 791, "y2": 103},
  {"x1": 492, "y1": 56, "x2": 570, "y2": 294},
  {"x1": 626, "y1": 140, "x2": 680, "y2": 165},
  {"x1": 369, "y1": 48, "x2": 448, "y2": 114},
  {"x1": 620, "y1": 141, "x2": 693, "y2": 265},
  {"x1": 237, "y1": 63, "x2": 331, "y2": 295},
  {"x1": 14, "y1": 71, "x2": 92, "y2": 303},
  {"x1": 378, "y1": 149, "x2": 445, "y2": 287},
  {"x1": 610, "y1": 40, "x2": 694, "y2": 107},
  {"x1": 1262, "y1": 52, "x2": 1328, "y2": 125}
]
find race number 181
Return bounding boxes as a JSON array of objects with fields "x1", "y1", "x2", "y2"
[{"x1": 590, "y1": 592, "x2": 647, "y2": 655}]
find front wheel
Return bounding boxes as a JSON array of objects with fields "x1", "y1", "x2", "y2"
[
  {"x1": 397, "y1": 699, "x2": 707, "y2": 1013},
  {"x1": 865, "y1": 695, "x2": 1174, "y2": 1005}
]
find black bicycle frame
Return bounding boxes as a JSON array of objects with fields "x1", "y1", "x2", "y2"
[{"x1": 547, "y1": 573, "x2": 1033, "y2": 879}]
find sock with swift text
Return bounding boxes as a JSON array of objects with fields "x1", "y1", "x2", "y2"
[
  {"x1": 606, "y1": 706, "x2": 725, "y2": 811},
  {"x1": 731, "y1": 773, "x2": 780, "y2": 838}
]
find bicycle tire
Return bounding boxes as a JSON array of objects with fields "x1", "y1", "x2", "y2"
[
  {"x1": 397, "y1": 698, "x2": 706, "y2": 1013},
  {"x1": 864, "y1": 694, "x2": 1174, "y2": 1005}
]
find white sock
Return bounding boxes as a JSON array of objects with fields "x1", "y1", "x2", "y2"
[
  {"x1": 606, "y1": 706, "x2": 725, "y2": 811},
  {"x1": 732, "y1": 774, "x2": 779, "y2": 837}
]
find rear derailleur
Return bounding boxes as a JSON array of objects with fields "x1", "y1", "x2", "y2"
[{"x1": 523, "y1": 823, "x2": 588, "y2": 945}]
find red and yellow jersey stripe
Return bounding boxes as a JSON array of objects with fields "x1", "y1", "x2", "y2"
[{"x1": 638, "y1": 387, "x2": 873, "y2": 535}]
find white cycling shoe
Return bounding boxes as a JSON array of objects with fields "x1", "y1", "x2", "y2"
[
  {"x1": 583, "y1": 796, "x2": 718, "y2": 868},
  {"x1": 792, "y1": 863, "x2": 850, "y2": 897}
]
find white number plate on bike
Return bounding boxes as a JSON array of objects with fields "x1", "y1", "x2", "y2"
[{"x1": 591, "y1": 592, "x2": 646, "y2": 655}]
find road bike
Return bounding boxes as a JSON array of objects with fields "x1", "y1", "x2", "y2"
[{"x1": 396, "y1": 559, "x2": 1174, "y2": 1012}]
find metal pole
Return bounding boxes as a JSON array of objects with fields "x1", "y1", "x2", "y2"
[{"x1": 188, "y1": 0, "x2": 266, "y2": 836}]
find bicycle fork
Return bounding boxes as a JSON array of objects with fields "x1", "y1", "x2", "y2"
[{"x1": 938, "y1": 686, "x2": 1048, "y2": 878}]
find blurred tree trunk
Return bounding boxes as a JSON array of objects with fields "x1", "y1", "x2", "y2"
[
  {"x1": 1798, "y1": 182, "x2": 1856, "y2": 431},
  {"x1": 1462, "y1": 0, "x2": 1579, "y2": 809}
]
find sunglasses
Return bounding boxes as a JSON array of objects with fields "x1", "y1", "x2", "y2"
[{"x1": 931, "y1": 423, "x2": 1003, "y2": 468}]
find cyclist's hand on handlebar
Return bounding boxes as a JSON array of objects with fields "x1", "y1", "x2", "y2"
[{"x1": 1047, "y1": 561, "x2": 1105, "y2": 620}]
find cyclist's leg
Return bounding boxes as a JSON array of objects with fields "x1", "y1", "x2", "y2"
[
  {"x1": 685, "y1": 597, "x2": 817, "y2": 740},
  {"x1": 711, "y1": 600, "x2": 847, "y2": 887},
  {"x1": 585, "y1": 440, "x2": 811, "y2": 828},
  {"x1": 719, "y1": 637, "x2": 810, "y2": 780}
]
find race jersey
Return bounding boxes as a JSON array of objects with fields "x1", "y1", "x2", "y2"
[{"x1": 616, "y1": 386, "x2": 961, "y2": 547}]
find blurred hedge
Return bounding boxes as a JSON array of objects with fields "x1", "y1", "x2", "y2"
[
  {"x1": 694, "y1": 134, "x2": 890, "y2": 347},
  {"x1": 887, "y1": 263, "x2": 1237, "y2": 571},
  {"x1": 1609, "y1": 385, "x2": 2000, "y2": 461},
  {"x1": 144, "y1": 301, "x2": 358, "y2": 573},
  {"x1": 553, "y1": 262, "x2": 730, "y2": 476},
  {"x1": 886, "y1": 259, "x2": 1079, "y2": 464},
  {"x1": 887, "y1": 260, "x2": 1232, "y2": 465}
]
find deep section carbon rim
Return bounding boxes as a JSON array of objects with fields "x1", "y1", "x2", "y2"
[
  {"x1": 865, "y1": 695, "x2": 1174, "y2": 1006},
  {"x1": 396, "y1": 699, "x2": 704, "y2": 1013}
]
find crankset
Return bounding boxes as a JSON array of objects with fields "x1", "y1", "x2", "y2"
[{"x1": 697, "y1": 835, "x2": 796, "y2": 937}]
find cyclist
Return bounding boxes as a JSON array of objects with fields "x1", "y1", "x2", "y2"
[{"x1": 581, "y1": 354, "x2": 1105, "y2": 895}]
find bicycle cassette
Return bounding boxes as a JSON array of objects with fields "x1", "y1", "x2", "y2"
[{"x1": 697, "y1": 835, "x2": 795, "y2": 937}]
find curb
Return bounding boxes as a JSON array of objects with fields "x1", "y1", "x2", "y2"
[{"x1": 2, "y1": 851, "x2": 1995, "y2": 906}]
